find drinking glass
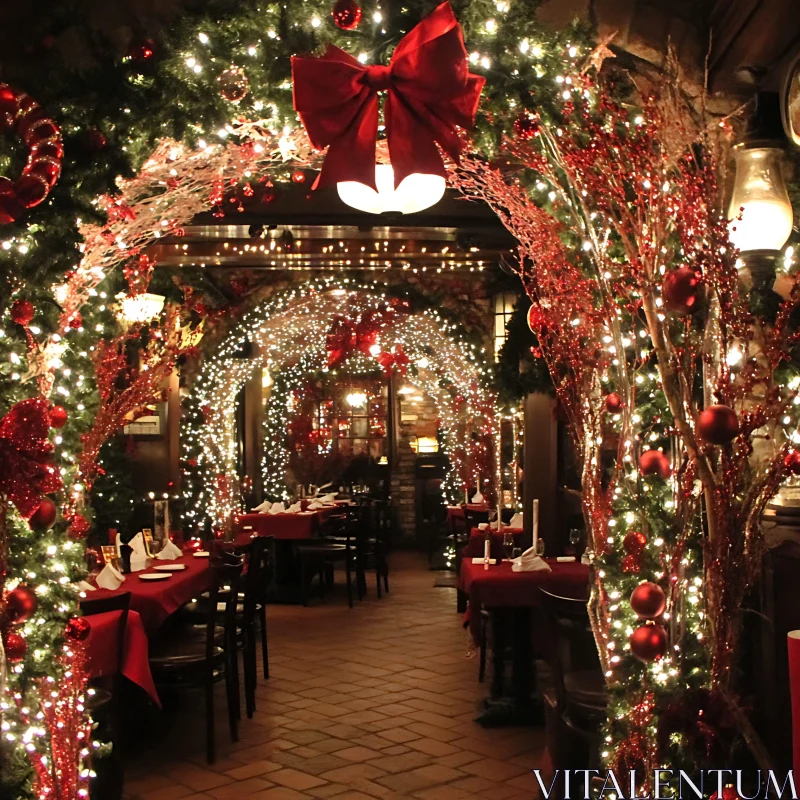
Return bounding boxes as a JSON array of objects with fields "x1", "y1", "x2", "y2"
[
  {"x1": 535, "y1": 538, "x2": 546, "y2": 557},
  {"x1": 569, "y1": 528, "x2": 582, "y2": 552},
  {"x1": 502, "y1": 531, "x2": 515, "y2": 561}
]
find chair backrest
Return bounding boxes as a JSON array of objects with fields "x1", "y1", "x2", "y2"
[
  {"x1": 461, "y1": 508, "x2": 488, "y2": 551},
  {"x1": 206, "y1": 558, "x2": 243, "y2": 662},
  {"x1": 539, "y1": 588, "x2": 596, "y2": 709},
  {"x1": 80, "y1": 592, "x2": 131, "y2": 677},
  {"x1": 243, "y1": 535, "x2": 273, "y2": 611}
]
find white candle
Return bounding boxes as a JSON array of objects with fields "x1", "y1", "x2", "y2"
[
  {"x1": 476, "y1": 476, "x2": 481, "y2": 498},
  {"x1": 532, "y1": 499, "x2": 539, "y2": 552},
  {"x1": 497, "y1": 501, "x2": 502, "y2": 531},
  {"x1": 483, "y1": 536, "x2": 491, "y2": 565},
  {"x1": 464, "y1": 487, "x2": 469, "y2": 505}
]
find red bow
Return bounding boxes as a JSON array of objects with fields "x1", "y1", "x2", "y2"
[
  {"x1": 291, "y1": 2, "x2": 485, "y2": 190},
  {"x1": 377, "y1": 346, "x2": 410, "y2": 377},
  {"x1": 0, "y1": 398, "x2": 62, "y2": 519}
]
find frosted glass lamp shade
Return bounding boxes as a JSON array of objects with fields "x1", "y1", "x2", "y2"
[
  {"x1": 728, "y1": 146, "x2": 793, "y2": 253},
  {"x1": 337, "y1": 164, "x2": 446, "y2": 216}
]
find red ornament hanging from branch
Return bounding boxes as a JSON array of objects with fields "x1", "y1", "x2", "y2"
[
  {"x1": 332, "y1": 0, "x2": 362, "y2": 30},
  {"x1": 291, "y1": 2, "x2": 484, "y2": 190},
  {"x1": 0, "y1": 398, "x2": 62, "y2": 519},
  {"x1": 0, "y1": 84, "x2": 63, "y2": 225}
]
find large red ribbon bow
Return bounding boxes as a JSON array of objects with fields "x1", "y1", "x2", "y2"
[
  {"x1": 291, "y1": 2, "x2": 485, "y2": 190},
  {"x1": 0, "y1": 398, "x2": 62, "y2": 518}
]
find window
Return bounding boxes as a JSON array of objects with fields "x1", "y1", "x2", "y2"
[
  {"x1": 494, "y1": 292, "x2": 518, "y2": 359},
  {"x1": 315, "y1": 380, "x2": 388, "y2": 460}
]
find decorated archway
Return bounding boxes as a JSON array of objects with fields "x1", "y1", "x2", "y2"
[{"x1": 183, "y1": 276, "x2": 499, "y2": 529}]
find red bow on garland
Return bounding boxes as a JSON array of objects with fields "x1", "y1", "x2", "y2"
[
  {"x1": 0, "y1": 398, "x2": 62, "y2": 519},
  {"x1": 291, "y1": 2, "x2": 485, "y2": 190},
  {"x1": 376, "y1": 347, "x2": 410, "y2": 377}
]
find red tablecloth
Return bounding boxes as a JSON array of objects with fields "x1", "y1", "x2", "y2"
[
  {"x1": 459, "y1": 559, "x2": 590, "y2": 643},
  {"x1": 89, "y1": 555, "x2": 210, "y2": 634},
  {"x1": 84, "y1": 609, "x2": 159, "y2": 706},
  {"x1": 238, "y1": 507, "x2": 337, "y2": 540}
]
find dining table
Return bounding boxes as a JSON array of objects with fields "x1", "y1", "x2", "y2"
[
  {"x1": 83, "y1": 608, "x2": 160, "y2": 706},
  {"x1": 235, "y1": 505, "x2": 349, "y2": 602},
  {"x1": 86, "y1": 553, "x2": 211, "y2": 633},
  {"x1": 459, "y1": 557, "x2": 590, "y2": 726},
  {"x1": 81, "y1": 553, "x2": 210, "y2": 707}
]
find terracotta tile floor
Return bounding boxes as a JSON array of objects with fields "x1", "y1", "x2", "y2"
[{"x1": 124, "y1": 552, "x2": 545, "y2": 799}]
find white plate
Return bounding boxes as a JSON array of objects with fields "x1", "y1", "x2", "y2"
[
  {"x1": 138, "y1": 573, "x2": 170, "y2": 581},
  {"x1": 193, "y1": 551, "x2": 210, "y2": 558},
  {"x1": 153, "y1": 563, "x2": 186, "y2": 571}
]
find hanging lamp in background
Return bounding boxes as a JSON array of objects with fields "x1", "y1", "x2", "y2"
[
  {"x1": 728, "y1": 92, "x2": 794, "y2": 277},
  {"x1": 337, "y1": 163, "x2": 446, "y2": 217}
]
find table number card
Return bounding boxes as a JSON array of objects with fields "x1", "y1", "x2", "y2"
[
  {"x1": 142, "y1": 529, "x2": 155, "y2": 558},
  {"x1": 100, "y1": 546, "x2": 120, "y2": 571}
]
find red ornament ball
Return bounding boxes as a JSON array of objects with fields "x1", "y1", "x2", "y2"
[
  {"x1": 630, "y1": 582, "x2": 666, "y2": 619},
  {"x1": 639, "y1": 449, "x2": 671, "y2": 479},
  {"x1": 49, "y1": 405, "x2": 68, "y2": 428},
  {"x1": 29, "y1": 498, "x2": 57, "y2": 531},
  {"x1": 4, "y1": 631, "x2": 27, "y2": 663},
  {"x1": 623, "y1": 530, "x2": 647, "y2": 555},
  {"x1": 697, "y1": 404, "x2": 739, "y2": 445},
  {"x1": 291, "y1": 170, "x2": 306, "y2": 184},
  {"x1": 67, "y1": 312, "x2": 82, "y2": 329},
  {"x1": 621, "y1": 554, "x2": 641, "y2": 574},
  {"x1": 605, "y1": 392, "x2": 623, "y2": 413},
  {"x1": 785, "y1": 450, "x2": 800, "y2": 476},
  {"x1": 217, "y1": 66, "x2": 249, "y2": 102},
  {"x1": 513, "y1": 112, "x2": 540, "y2": 140},
  {"x1": 68, "y1": 513, "x2": 90, "y2": 539},
  {"x1": 662, "y1": 267, "x2": 701, "y2": 315},
  {"x1": 527, "y1": 304, "x2": 546, "y2": 333},
  {"x1": 10, "y1": 299, "x2": 34, "y2": 326},
  {"x1": 65, "y1": 616, "x2": 91, "y2": 642},
  {"x1": 126, "y1": 38, "x2": 156, "y2": 68},
  {"x1": 630, "y1": 622, "x2": 668, "y2": 662},
  {"x1": 332, "y1": 0, "x2": 362, "y2": 30},
  {"x1": 83, "y1": 129, "x2": 107, "y2": 152},
  {"x1": 5, "y1": 585, "x2": 37, "y2": 625},
  {"x1": 710, "y1": 788, "x2": 740, "y2": 800}
]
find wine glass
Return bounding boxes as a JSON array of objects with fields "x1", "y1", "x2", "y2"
[
  {"x1": 569, "y1": 528, "x2": 582, "y2": 553},
  {"x1": 535, "y1": 538, "x2": 546, "y2": 557},
  {"x1": 502, "y1": 530, "x2": 515, "y2": 561}
]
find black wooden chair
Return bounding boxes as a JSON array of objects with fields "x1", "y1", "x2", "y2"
[
  {"x1": 241, "y1": 535, "x2": 272, "y2": 717},
  {"x1": 148, "y1": 558, "x2": 243, "y2": 764},
  {"x1": 356, "y1": 498, "x2": 390, "y2": 599},
  {"x1": 296, "y1": 514, "x2": 354, "y2": 608},
  {"x1": 81, "y1": 592, "x2": 131, "y2": 800},
  {"x1": 539, "y1": 588, "x2": 606, "y2": 769}
]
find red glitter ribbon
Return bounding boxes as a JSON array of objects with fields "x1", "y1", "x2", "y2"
[
  {"x1": 291, "y1": 2, "x2": 484, "y2": 190},
  {"x1": 0, "y1": 397, "x2": 62, "y2": 519}
]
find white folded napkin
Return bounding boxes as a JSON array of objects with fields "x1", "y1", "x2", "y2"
[
  {"x1": 556, "y1": 556, "x2": 576, "y2": 563},
  {"x1": 156, "y1": 539, "x2": 183, "y2": 560},
  {"x1": 321, "y1": 493, "x2": 336, "y2": 502},
  {"x1": 286, "y1": 502, "x2": 301, "y2": 513},
  {"x1": 96, "y1": 564, "x2": 125, "y2": 590},
  {"x1": 307, "y1": 500, "x2": 323, "y2": 510},
  {"x1": 478, "y1": 522, "x2": 488, "y2": 530},
  {"x1": 511, "y1": 546, "x2": 552, "y2": 573},
  {"x1": 127, "y1": 532, "x2": 149, "y2": 572},
  {"x1": 509, "y1": 512, "x2": 523, "y2": 528},
  {"x1": 77, "y1": 580, "x2": 96, "y2": 593},
  {"x1": 471, "y1": 492, "x2": 484, "y2": 504},
  {"x1": 268, "y1": 502, "x2": 286, "y2": 515},
  {"x1": 252, "y1": 501, "x2": 271, "y2": 513}
]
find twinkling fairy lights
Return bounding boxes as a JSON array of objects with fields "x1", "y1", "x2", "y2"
[{"x1": 183, "y1": 277, "x2": 499, "y2": 531}]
